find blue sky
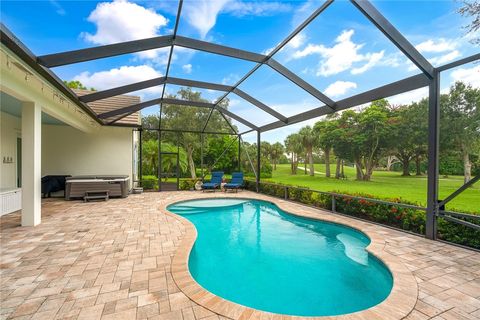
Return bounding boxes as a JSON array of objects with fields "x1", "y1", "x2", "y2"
[{"x1": 1, "y1": 0, "x2": 479, "y2": 143}]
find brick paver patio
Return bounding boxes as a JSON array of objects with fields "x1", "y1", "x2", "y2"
[{"x1": 1, "y1": 191, "x2": 479, "y2": 320}]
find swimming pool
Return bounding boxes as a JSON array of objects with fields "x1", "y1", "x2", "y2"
[{"x1": 168, "y1": 198, "x2": 393, "y2": 316}]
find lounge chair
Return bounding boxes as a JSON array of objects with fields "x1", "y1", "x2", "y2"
[
  {"x1": 224, "y1": 172, "x2": 244, "y2": 193},
  {"x1": 201, "y1": 171, "x2": 224, "y2": 192}
]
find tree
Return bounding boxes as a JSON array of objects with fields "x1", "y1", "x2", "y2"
[
  {"x1": 285, "y1": 133, "x2": 303, "y2": 174},
  {"x1": 298, "y1": 126, "x2": 318, "y2": 176},
  {"x1": 354, "y1": 100, "x2": 395, "y2": 180},
  {"x1": 458, "y1": 0, "x2": 480, "y2": 44},
  {"x1": 390, "y1": 102, "x2": 428, "y2": 176},
  {"x1": 442, "y1": 82, "x2": 480, "y2": 183},
  {"x1": 409, "y1": 99, "x2": 429, "y2": 176},
  {"x1": 330, "y1": 110, "x2": 358, "y2": 179},
  {"x1": 159, "y1": 143, "x2": 188, "y2": 180},
  {"x1": 141, "y1": 140, "x2": 187, "y2": 179},
  {"x1": 64, "y1": 80, "x2": 95, "y2": 91},
  {"x1": 314, "y1": 120, "x2": 336, "y2": 177},
  {"x1": 270, "y1": 142, "x2": 284, "y2": 170},
  {"x1": 204, "y1": 135, "x2": 239, "y2": 174},
  {"x1": 330, "y1": 100, "x2": 394, "y2": 181},
  {"x1": 142, "y1": 139, "x2": 159, "y2": 176},
  {"x1": 160, "y1": 88, "x2": 232, "y2": 179}
]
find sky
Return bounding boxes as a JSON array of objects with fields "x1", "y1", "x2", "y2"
[{"x1": 1, "y1": 0, "x2": 479, "y2": 143}]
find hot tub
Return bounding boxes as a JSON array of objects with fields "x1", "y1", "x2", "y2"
[{"x1": 65, "y1": 175, "x2": 130, "y2": 200}]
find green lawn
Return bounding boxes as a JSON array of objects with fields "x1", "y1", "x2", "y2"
[{"x1": 265, "y1": 164, "x2": 479, "y2": 213}]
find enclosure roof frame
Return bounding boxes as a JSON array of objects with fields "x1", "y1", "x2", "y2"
[{"x1": 0, "y1": 0, "x2": 478, "y2": 132}]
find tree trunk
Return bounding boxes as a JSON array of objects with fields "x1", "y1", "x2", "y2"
[
  {"x1": 290, "y1": 154, "x2": 294, "y2": 174},
  {"x1": 386, "y1": 155, "x2": 397, "y2": 171},
  {"x1": 304, "y1": 159, "x2": 307, "y2": 174},
  {"x1": 308, "y1": 150, "x2": 314, "y2": 176},
  {"x1": 325, "y1": 148, "x2": 331, "y2": 178},
  {"x1": 355, "y1": 158, "x2": 364, "y2": 181},
  {"x1": 187, "y1": 148, "x2": 196, "y2": 179},
  {"x1": 415, "y1": 155, "x2": 422, "y2": 176},
  {"x1": 335, "y1": 158, "x2": 341, "y2": 179},
  {"x1": 463, "y1": 150, "x2": 472, "y2": 184},
  {"x1": 402, "y1": 159, "x2": 411, "y2": 176},
  {"x1": 341, "y1": 160, "x2": 345, "y2": 178},
  {"x1": 291, "y1": 153, "x2": 297, "y2": 175}
]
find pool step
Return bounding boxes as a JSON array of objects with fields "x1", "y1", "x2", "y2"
[{"x1": 169, "y1": 206, "x2": 211, "y2": 215}]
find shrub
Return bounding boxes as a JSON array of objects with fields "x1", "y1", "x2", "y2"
[
  {"x1": 247, "y1": 181, "x2": 479, "y2": 249},
  {"x1": 179, "y1": 179, "x2": 196, "y2": 191},
  {"x1": 141, "y1": 175, "x2": 158, "y2": 190}
]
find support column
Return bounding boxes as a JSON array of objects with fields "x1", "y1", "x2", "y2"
[
  {"x1": 238, "y1": 134, "x2": 241, "y2": 172},
  {"x1": 256, "y1": 131, "x2": 261, "y2": 192},
  {"x1": 200, "y1": 134, "x2": 204, "y2": 181},
  {"x1": 21, "y1": 101, "x2": 41, "y2": 226},
  {"x1": 426, "y1": 70, "x2": 440, "y2": 239},
  {"x1": 139, "y1": 129, "x2": 142, "y2": 187}
]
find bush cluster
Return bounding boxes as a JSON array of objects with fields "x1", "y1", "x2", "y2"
[{"x1": 243, "y1": 180, "x2": 480, "y2": 249}]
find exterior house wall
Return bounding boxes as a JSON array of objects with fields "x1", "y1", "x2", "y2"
[
  {"x1": 42, "y1": 125, "x2": 133, "y2": 187},
  {"x1": 0, "y1": 111, "x2": 21, "y2": 189}
]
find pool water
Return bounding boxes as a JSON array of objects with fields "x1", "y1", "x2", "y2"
[{"x1": 168, "y1": 199, "x2": 393, "y2": 316}]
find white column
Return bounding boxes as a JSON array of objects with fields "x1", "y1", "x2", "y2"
[{"x1": 21, "y1": 101, "x2": 41, "y2": 226}]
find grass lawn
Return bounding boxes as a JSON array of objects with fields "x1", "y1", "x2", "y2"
[{"x1": 265, "y1": 164, "x2": 479, "y2": 213}]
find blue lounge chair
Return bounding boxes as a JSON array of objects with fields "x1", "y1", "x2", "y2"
[
  {"x1": 201, "y1": 171, "x2": 224, "y2": 192},
  {"x1": 224, "y1": 172, "x2": 244, "y2": 193}
]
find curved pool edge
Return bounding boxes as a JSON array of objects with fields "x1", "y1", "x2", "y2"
[{"x1": 164, "y1": 193, "x2": 418, "y2": 320}]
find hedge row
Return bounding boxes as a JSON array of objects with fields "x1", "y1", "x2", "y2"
[{"x1": 242, "y1": 180, "x2": 480, "y2": 249}]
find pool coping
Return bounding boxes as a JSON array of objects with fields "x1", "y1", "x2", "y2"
[{"x1": 165, "y1": 192, "x2": 418, "y2": 320}]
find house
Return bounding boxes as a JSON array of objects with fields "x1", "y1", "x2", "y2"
[{"x1": 0, "y1": 40, "x2": 141, "y2": 225}]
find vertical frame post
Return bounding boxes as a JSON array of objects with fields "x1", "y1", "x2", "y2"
[
  {"x1": 158, "y1": 130, "x2": 162, "y2": 192},
  {"x1": 201, "y1": 133, "x2": 204, "y2": 182},
  {"x1": 158, "y1": 104, "x2": 162, "y2": 192},
  {"x1": 177, "y1": 135, "x2": 180, "y2": 191},
  {"x1": 426, "y1": 70, "x2": 440, "y2": 239},
  {"x1": 256, "y1": 130, "x2": 261, "y2": 192},
  {"x1": 139, "y1": 128, "x2": 143, "y2": 187},
  {"x1": 238, "y1": 134, "x2": 241, "y2": 172}
]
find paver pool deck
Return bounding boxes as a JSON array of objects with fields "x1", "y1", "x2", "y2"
[{"x1": 1, "y1": 191, "x2": 479, "y2": 320}]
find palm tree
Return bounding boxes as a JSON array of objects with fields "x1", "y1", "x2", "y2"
[
  {"x1": 298, "y1": 126, "x2": 318, "y2": 176},
  {"x1": 270, "y1": 142, "x2": 284, "y2": 170},
  {"x1": 313, "y1": 120, "x2": 336, "y2": 178},
  {"x1": 142, "y1": 139, "x2": 158, "y2": 176},
  {"x1": 159, "y1": 143, "x2": 188, "y2": 180},
  {"x1": 284, "y1": 133, "x2": 303, "y2": 174}
]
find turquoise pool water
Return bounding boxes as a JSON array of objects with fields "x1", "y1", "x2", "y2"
[{"x1": 168, "y1": 198, "x2": 393, "y2": 316}]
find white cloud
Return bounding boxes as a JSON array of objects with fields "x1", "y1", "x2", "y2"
[
  {"x1": 182, "y1": 64, "x2": 192, "y2": 74},
  {"x1": 415, "y1": 39, "x2": 457, "y2": 53},
  {"x1": 351, "y1": 51, "x2": 385, "y2": 75},
  {"x1": 228, "y1": 98, "x2": 242, "y2": 107},
  {"x1": 324, "y1": 81, "x2": 357, "y2": 97},
  {"x1": 415, "y1": 38, "x2": 463, "y2": 67},
  {"x1": 451, "y1": 66, "x2": 480, "y2": 87},
  {"x1": 223, "y1": 1, "x2": 291, "y2": 17},
  {"x1": 222, "y1": 73, "x2": 240, "y2": 85},
  {"x1": 263, "y1": 32, "x2": 306, "y2": 55},
  {"x1": 183, "y1": 0, "x2": 292, "y2": 39},
  {"x1": 73, "y1": 65, "x2": 163, "y2": 99},
  {"x1": 183, "y1": 0, "x2": 230, "y2": 39},
  {"x1": 81, "y1": 0, "x2": 168, "y2": 61},
  {"x1": 292, "y1": 29, "x2": 384, "y2": 76},
  {"x1": 388, "y1": 87, "x2": 428, "y2": 106},
  {"x1": 49, "y1": 0, "x2": 66, "y2": 15},
  {"x1": 429, "y1": 50, "x2": 461, "y2": 66}
]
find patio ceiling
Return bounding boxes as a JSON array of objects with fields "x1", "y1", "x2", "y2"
[{"x1": 1, "y1": 0, "x2": 479, "y2": 135}]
